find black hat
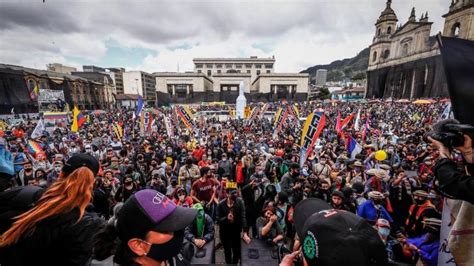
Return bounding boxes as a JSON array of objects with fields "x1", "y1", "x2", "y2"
[
  {"x1": 116, "y1": 189, "x2": 197, "y2": 241},
  {"x1": 351, "y1": 182, "x2": 365, "y2": 194},
  {"x1": 62, "y1": 153, "x2": 100, "y2": 176},
  {"x1": 331, "y1": 190, "x2": 344, "y2": 199},
  {"x1": 299, "y1": 210, "x2": 388, "y2": 266},
  {"x1": 294, "y1": 198, "x2": 331, "y2": 240}
]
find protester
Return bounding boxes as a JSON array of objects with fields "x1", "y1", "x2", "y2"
[
  {"x1": 0, "y1": 99, "x2": 460, "y2": 264},
  {"x1": 0, "y1": 154, "x2": 103, "y2": 265},
  {"x1": 256, "y1": 206, "x2": 284, "y2": 243},
  {"x1": 216, "y1": 185, "x2": 250, "y2": 264},
  {"x1": 94, "y1": 189, "x2": 197, "y2": 265},
  {"x1": 184, "y1": 203, "x2": 214, "y2": 249}
]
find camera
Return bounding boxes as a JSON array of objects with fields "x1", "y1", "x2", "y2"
[{"x1": 424, "y1": 119, "x2": 474, "y2": 148}]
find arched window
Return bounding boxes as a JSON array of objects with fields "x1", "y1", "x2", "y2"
[
  {"x1": 452, "y1": 23, "x2": 461, "y2": 37},
  {"x1": 402, "y1": 43, "x2": 409, "y2": 56},
  {"x1": 373, "y1": 51, "x2": 377, "y2": 62},
  {"x1": 387, "y1": 27, "x2": 392, "y2": 34},
  {"x1": 377, "y1": 28, "x2": 381, "y2": 36},
  {"x1": 383, "y1": 49, "x2": 390, "y2": 59}
]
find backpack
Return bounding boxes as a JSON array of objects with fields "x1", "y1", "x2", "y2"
[{"x1": 0, "y1": 186, "x2": 44, "y2": 234}]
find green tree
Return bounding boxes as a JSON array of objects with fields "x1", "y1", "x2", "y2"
[{"x1": 317, "y1": 87, "x2": 331, "y2": 100}]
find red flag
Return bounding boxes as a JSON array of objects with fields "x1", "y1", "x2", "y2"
[
  {"x1": 341, "y1": 113, "x2": 355, "y2": 130},
  {"x1": 335, "y1": 111, "x2": 341, "y2": 134}
]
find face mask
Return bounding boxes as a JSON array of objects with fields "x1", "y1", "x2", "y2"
[
  {"x1": 373, "y1": 200, "x2": 383, "y2": 205},
  {"x1": 292, "y1": 171, "x2": 299, "y2": 178},
  {"x1": 179, "y1": 195, "x2": 185, "y2": 201},
  {"x1": 24, "y1": 167, "x2": 32, "y2": 172},
  {"x1": 378, "y1": 227, "x2": 390, "y2": 238},
  {"x1": 145, "y1": 230, "x2": 185, "y2": 262},
  {"x1": 320, "y1": 160, "x2": 326, "y2": 164},
  {"x1": 229, "y1": 193, "x2": 237, "y2": 201},
  {"x1": 54, "y1": 166, "x2": 62, "y2": 172},
  {"x1": 414, "y1": 198, "x2": 426, "y2": 205}
]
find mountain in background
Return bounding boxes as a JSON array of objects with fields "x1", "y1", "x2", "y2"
[{"x1": 301, "y1": 47, "x2": 370, "y2": 82}]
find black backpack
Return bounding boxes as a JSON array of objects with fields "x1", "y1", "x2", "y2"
[{"x1": 0, "y1": 186, "x2": 44, "y2": 234}]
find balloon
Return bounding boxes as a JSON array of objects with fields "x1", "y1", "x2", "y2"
[{"x1": 374, "y1": 150, "x2": 387, "y2": 161}]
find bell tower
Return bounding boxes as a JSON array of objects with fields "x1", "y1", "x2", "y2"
[
  {"x1": 369, "y1": 0, "x2": 398, "y2": 67},
  {"x1": 442, "y1": 0, "x2": 474, "y2": 40}
]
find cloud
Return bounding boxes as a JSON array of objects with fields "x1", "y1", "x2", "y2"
[{"x1": 0, "y1": 0, "x2": 449, "y2": 73}]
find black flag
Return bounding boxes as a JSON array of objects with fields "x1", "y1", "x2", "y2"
[{"x1": 437, "y1": 35, "x2": 474, "y2": 126}]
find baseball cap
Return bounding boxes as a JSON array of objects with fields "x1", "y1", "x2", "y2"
[
  {"x1": 62, "y1": 153, "x2": 100, "y2": 176},
  {"x1": 294, "y1": 198, "x2": 331, "y2": 240},
  {"x1": 116, "y1": 189, "x2": 197, "y2": 241},
  {"x1": 299, "y1": 210, "x2": 388, "y2": 266}
]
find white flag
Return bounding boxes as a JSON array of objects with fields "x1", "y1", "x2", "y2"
[
  {"x1": 438, "y1": 198, "x2": 456, "y2": 265},
  {"x1": 354, "y1": 108, "x2": 361, "y2": 131},
  {"x1": 31, "y1": 119, "x2": 45, "y2": 139},
  {"x1": 441, "y1": 103, "x2": 452, "y2": 120}
]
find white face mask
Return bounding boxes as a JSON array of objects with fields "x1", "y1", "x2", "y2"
[
  {"x1": 54, "y1": 166, "x2": 62, "y2": 172},
  {"x1": 179, "y1": 195, "x2": 185, "y2": 201}
]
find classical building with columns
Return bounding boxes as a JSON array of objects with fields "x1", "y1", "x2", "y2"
[
  {"x1": 366, "y1": 0, "x2": 474, "y2": 99},
  {"x1": 155, "y1": 57, "x2": 309, "y2": 105}
]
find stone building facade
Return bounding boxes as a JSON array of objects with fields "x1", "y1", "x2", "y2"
[
  {"x1": 0, "y1": 64, "x2": 115, "y2": 114},
  {"x1": 366, "y1": 0, "x2": 474, "y2": 99}
]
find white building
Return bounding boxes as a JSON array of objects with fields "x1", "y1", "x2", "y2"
[
  {"x1": 123, "y1": 71, "x2": 156, "y2": 106},
  {"x1": 46, "y1": 63, "x2": 77, "y2": 74},
  {"x1": 155, "y1": 57, "x2": 309, "y2": 105}
]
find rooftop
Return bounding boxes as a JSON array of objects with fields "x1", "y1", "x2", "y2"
[{"x1": 193, "y1": 57, "x2": 275, "y2": 62}]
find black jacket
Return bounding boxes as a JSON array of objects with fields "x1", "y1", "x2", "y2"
[
  {"x1": 433, "y1": 158, "x2": 474, "y2": 204},
  {"x1": 184, "y1": 213, "x2": 215, "y2": 243},
  {"x1": 0, "y1": 208, "x2": 103, "y2": 266}
]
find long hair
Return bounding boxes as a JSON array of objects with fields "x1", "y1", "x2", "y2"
[{"x1": 0, "y1": 167, "x2": 95, "y2": 246}]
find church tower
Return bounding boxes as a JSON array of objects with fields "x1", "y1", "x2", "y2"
[
  {"x1": 443, "y1": 0, "x2": 474, "y2": 40},
  {"x1": 369, "y1": 0, "x2": 398, "y2": 67}
]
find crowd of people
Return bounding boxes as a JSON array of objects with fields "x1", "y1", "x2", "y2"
[{"x1": 0, "y1": 100, "x2": 470, "y2": 266}]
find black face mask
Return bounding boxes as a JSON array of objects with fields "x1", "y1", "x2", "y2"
[
  {"x1": 291, "y1": 171, "x2": 299, "y2": 178},
  {"x1": 146, "y1": 230, "x2": 185, "y2": 262},
  {"x1": 414, "y1": 198, "x2": 426, "y2": 205}
]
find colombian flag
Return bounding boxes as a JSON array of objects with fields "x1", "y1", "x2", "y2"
[{"x1": 71, "y1": 106, "x2": 84, "y2": 132}]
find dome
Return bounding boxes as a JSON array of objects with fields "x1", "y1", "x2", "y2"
[{"x1": 376, "y1": 0, "x2": 398, "y2": 25}]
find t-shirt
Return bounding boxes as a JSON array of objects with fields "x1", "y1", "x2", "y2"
[
  {"x1": 256, "y1": 217, "x2": 283, "y2": 240},
  {"x1": 192, "y1": 178, "x2": 218, "y2": 202}
]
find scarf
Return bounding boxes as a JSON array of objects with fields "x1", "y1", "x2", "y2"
[{"x1": 193, "y1": 203, "x2": 205, "y2": 238}]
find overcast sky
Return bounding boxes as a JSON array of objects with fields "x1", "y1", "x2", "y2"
[{"x1": 0, "y1": 0, "x2": 449, "y2": 73}]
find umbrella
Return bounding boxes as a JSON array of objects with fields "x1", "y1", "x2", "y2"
[
  {"x1": 413, "y1": 99, "x2": 433, "y2": 104},
  {"x1": 396, "y1": 99, "x2": 410, "y2": 103},
  {"x1": 368, "y1": 99, "x2": 381, "y2": 103}
]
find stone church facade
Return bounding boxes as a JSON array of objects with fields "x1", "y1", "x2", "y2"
[{"x1": 366, "y1": 0, "x2": 474, "y2": 99}]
